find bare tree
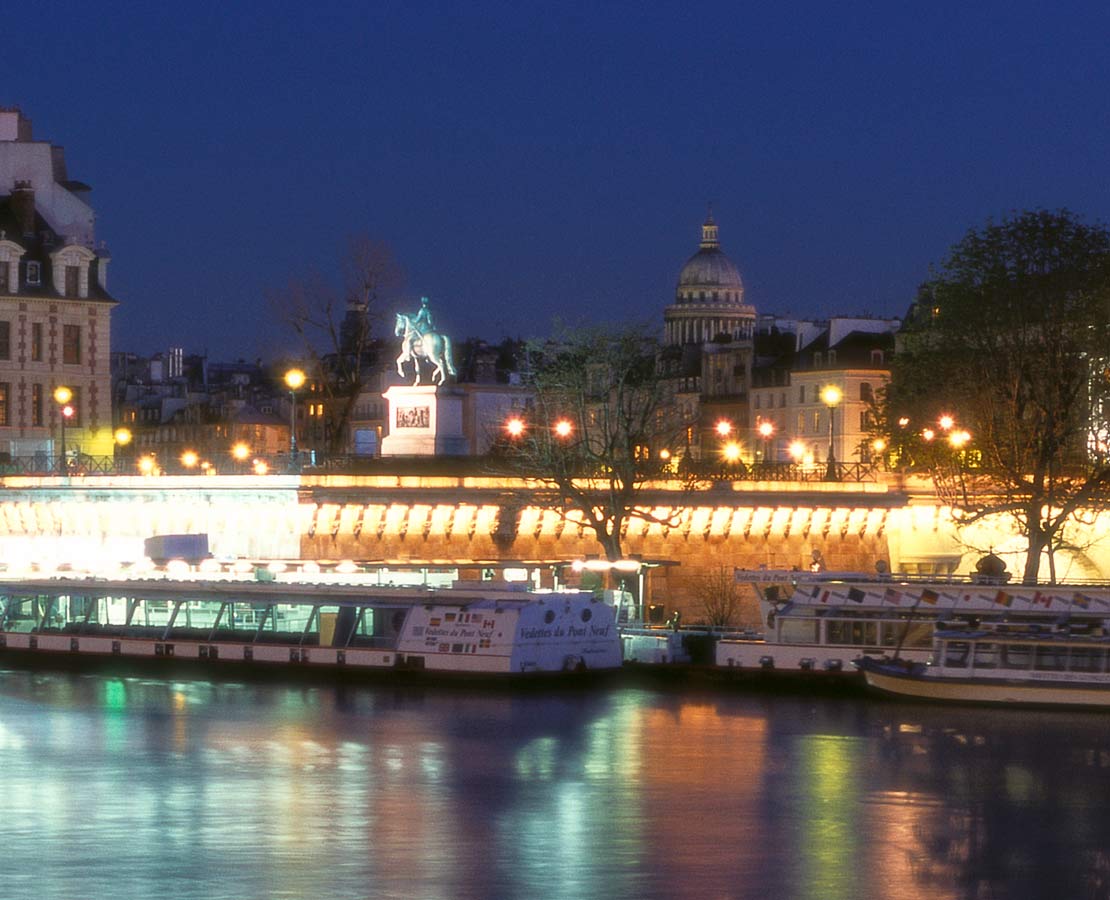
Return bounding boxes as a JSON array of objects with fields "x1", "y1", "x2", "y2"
[
  {"x1": 500, "y1": 322, "x2": 695, "y2": 562},
  {"x1": 691, "y1": 566, "x2": 742, "y2": 627},
  {"x1": 270, "y1": 235, "x2": 403, "y2": 457}
]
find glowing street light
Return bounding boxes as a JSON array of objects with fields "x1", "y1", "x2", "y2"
[
  {"x1": 949, "y1": 429, "x2": 971, "y2": 449},
  {"x1": 505, "y1": 416, "x2": 525, "y2": 438},
  {"x1": 938, "y1": 414, "x2": 955, "y2": 431},
  {"x1": 253, "y1": 459, "x2": 269, "y2": 476},
  {"x1": 231, "y1": 442, "x2": 251, "y2": 472},
  {"x1": 138, "y1": 455, "x2": 157, "y2": 476},
  {"x1": 788, "y1": 440, "x2": 806, "y2": 463},
  {"x1": 757, "y1": 420, "x2": 775, "y2": 463},
  {"x1": 181, "y1": 449, "x2": 199, "y2": 470},
  {"x1": 821, "y1": 385, "x2": 842, "y2": 481},
  {"x1": 715, "y1": 419, "x2": 733, "y2": 438},
  {"x1": 284, "y1": 368, "x2": 306, "y2": 471},
  {"x1": 721, "y1": 441, "x2": 742, "y2": 464},
  {"x1": 553, "y1": 419, "x2": 573, "y2": 439},
  {"x1": 53, "y1": 386, "x2": 76, "y2": 476}
]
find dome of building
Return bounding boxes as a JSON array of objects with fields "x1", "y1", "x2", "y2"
[
  {"x1": 675, "y1": 212, "x2": 744, "y2": 303},
  {"x1": 663, "y1": 211, "x2": 756, "y2": 347}
]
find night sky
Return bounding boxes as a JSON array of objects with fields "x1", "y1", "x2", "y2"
[{"x1": 7, "y1": 1, "x2": 1109, "y2": 361}]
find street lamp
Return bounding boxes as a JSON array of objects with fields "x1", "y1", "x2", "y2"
[
  {"x1": 821, "y1": 385, "x2": 842, "y2": 481},
  {"x1": 284, "y1": 368, "x2": 306, "y2": 471},
  {"x1": 505, "y1": 416, "x2": 525, "y2": 438},
  {"x1": 181, "y1": 449, "x2": 199, "y2": 471},
  {"x1": 757, "y1": 421, "x2": 775, "y2": 464},
  {"x1": 231, "y1": 441, "x2": 251, "y2": 473},
  {"x1": 53, "y1": 386, "x2": 74, "y2": 475},
  {"x1": 553, "y1": 419, "x2": 573, "y2": 439}
]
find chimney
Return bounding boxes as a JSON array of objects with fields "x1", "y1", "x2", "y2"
[{"x1": 10, "y1": 181, "x2": 35, "y2": 235}]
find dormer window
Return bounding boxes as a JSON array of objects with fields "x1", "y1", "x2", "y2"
[
  {"x1": 26, "y1": 261, "x2": 40, "y2": 286},
  {"x1": 49, "y1": 244, "x2": 95, "y2": 299}
]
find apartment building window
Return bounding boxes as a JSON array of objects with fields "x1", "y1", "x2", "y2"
[
  {"x1": 0, "y1": 262, "x2": 8, "y2": 293},
  {"x1": 0, "y1": 383, "x2": 9, "y2": 426},
  {"x1": 31, "y1": 383, "x2": 42, "y2": 426},
  {"x1": 813, "y1": 410, "x2": 821, "y2": 432},
  {"x1": 798, "y1": 385, "x2": 805, "y2": 403},
  {"x1": 63, "y1": 325, "x2": 81, "y2": 365},
  {"x1": 65, "y1": 266, "x2": 80, "y2": 298},
  {"x1": 0, "y1": 321, "x2": 9, "y2": 361},
  {"x1": 26, "y1": 261, "x2": 40, "y2": 286},
  {"x1": 30, "y1": 323, "x2": 42, "y2": 362},
  {"x1": 797, "y1": 413, "x2": 805, "y2": 434}
]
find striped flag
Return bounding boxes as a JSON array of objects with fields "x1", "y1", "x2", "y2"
[
  {"x1": 883, "y1": 588, "x2": 903, "y2": 605},
  {"x1": 819, "y1": 590, "x2": 831, "y2": 604},
  {"x1": 994, "y1": 590, "x2": 1013, "y2": 608},
  {"x1": 1073, "y1": 593, "x2": 1091, "y2": 609},
  {"x1": 919, "y1": 588, "x2": 939, "y2": 605},
  {"x1": 847, "y1": 587, "x2": 866, "y2": 603}
]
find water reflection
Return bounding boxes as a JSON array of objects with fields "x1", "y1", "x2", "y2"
[{"x1": 0, "y1": 673, "x2": 1107, "y2": 899}]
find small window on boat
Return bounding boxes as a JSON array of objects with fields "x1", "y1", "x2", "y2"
[
  {"x1": 1000, "y1": 645, "x2": 1033, "y2": 670},
  {"x1": 1069, "y1": 647, "x2": 1104, "y2": 673},
  {"x1": 943, "y1": 641, "x2": 970, "y2": 667},
  {"x1": 972, "y1": 642, "x2": 998, "y2": 669},
  {"x1": 581, "y1": 608, "x2": 592, "y2": 623},
  {"x1": 1034, "y1": 645, "x2": 1067, "y2": 672},
  {"x1": 544, "y1": 610, "x2": 556, "y2": 625}
]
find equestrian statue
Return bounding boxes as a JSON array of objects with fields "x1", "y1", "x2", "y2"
[{"x1": 394, "y1": 296, "x2": 457, "y2": 386}]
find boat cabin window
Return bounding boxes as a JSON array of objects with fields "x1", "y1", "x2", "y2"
[
  {"x1": 881, "y1": 620, "x2": 932, "y2": 649},
  {"x1": 1000, "y1": 644, "x2": 1033, "y2": 670},
  {"x1": 778, "y1": 617, "x2": 819, "y2": 644},
  {"x1": 825, "y1": 619, "x2": 878, "y2": 647},
  {"x1": 1068, "y1": 647, "x2": 1105, "y2": 673},
  {"x1": 971, "y1": 642, "x2": 998, "y2": 669},
  {"x1": 1034, "y1": 645, "x2": 1067, "y2": 672},
  {"x1": 942, "y1": 640, "x2": 970, "y2": 667}
]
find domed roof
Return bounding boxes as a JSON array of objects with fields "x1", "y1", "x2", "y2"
[{"x1": 676, "y1": 212, "x2": 744, "y2": 297}]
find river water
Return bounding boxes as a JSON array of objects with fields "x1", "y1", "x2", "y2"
[{"x1": 0, "y1": 670, "x2": 1107, "y2": 900}]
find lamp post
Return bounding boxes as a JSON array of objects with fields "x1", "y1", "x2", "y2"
[
  {"x1": 113, "y1": 427, "x2": 132, "y2": 474},
  {"x1": 757, "y1": 421, "x2": 775, "y2": 465},
  {"x1": 284, "y1": 368, "x2": 306, "y2": 471},
  {"x1": 53, "y1": 386, "x2": 73, "y2": 475},
  {"x1": 821, "y1": 385, "x2": 842, "y2": 481}
]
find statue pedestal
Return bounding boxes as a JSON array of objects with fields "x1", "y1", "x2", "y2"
[{"x1": 380, "y1": 385, "x2": 468, "y2": 456}]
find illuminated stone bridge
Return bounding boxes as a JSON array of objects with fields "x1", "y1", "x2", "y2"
[{"x1": 0, "y1": 473, "x2": 1107, "y2": 622}]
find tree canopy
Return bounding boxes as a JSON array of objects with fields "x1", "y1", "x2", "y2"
[{"x1": 886, "y1": 209, "x2": 1110, "y2": 582}]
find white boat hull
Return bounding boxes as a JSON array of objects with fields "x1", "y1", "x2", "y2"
[{"x1": 861, "y1": 666, "x2": 1110, "y2": 708}]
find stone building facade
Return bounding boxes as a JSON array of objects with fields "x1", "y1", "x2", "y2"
[{"x1": 0, "y1": 108, "x2": 115, "y2": 462}]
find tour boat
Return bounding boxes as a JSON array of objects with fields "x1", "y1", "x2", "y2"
[
  {"x1": 854, "y1": 622, "x2": 1110, "y2": 707},
  {"x1": 0, "y1": 575, "x2": 623, "y2": 680},
  {"x1": 716, "y1": 570, "x2": 1110, "y2": 679}
]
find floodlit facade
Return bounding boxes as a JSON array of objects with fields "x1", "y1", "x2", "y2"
[{"x1": 0, "y1": 108, "x2": 116, "y2": 464}]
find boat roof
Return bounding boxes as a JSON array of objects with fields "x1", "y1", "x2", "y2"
[
  {"x1": 736, "y1": 569, "x2": 1110, "y2": 617},
  {"x1": 0, "y1": 575, "x2": 598, "y2": 610}
]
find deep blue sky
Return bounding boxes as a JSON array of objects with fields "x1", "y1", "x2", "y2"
[{"x1": 8, "y1": 1, "x2": 1109, "y2": 361}]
